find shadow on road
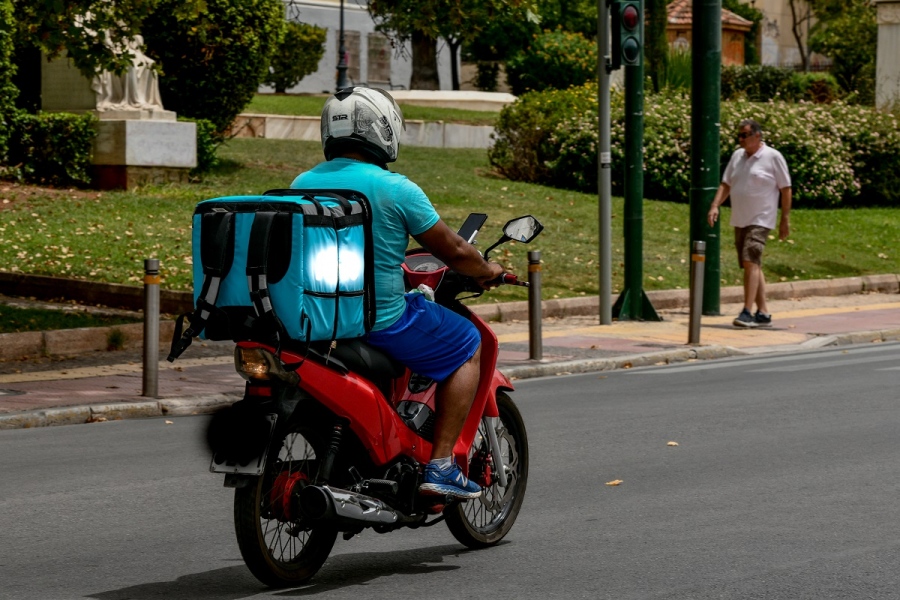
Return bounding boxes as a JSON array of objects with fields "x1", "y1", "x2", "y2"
[{"x1": 87, "y1": 543, "x2": 482, "y2": 599}]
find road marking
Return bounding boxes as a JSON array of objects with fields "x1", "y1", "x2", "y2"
[
  {"x1": 628, "y1": 343, "x2": 900, "y2": 374},
  {"x1": 750, "y1": 354, "x2": 900, "y2": 373},
  {"x1": 0, "y1": 355, "x2": 234, "y2": 384}
]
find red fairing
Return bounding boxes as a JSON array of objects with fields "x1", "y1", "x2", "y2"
[{"x1": 242, "y1": 342, "x2": 433, "y2": 466}]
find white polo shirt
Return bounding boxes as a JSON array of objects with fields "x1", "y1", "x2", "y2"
[{"x1": 722, "y1": 143, "x2": 791, "y2": 229}]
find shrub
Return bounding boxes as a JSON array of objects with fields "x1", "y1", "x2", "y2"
[
  {"x1": 505, "y1": 29, "x2": 597, "y2": 96},
  {"x1": 721, "y1": 65, "x2": 795, "y2": 102},
  {"x1": 178, "y1": 117, "x2": 220, "y2": 176},
  {"x1": 783, "y1": 72, "x2": 841, "y2": 104},
  {"x1": 490, "y1": 86, "x2": 900, "y2": 207},
  {"x1": 0, "y1": 0, "x2": 16, "y2": 161},
  {"x1": 262, "y1": 21, "x2": 326, "y2": 94},
  {"x1": 488, "y1": 83, "x2": 597, "y2": 185},
  {"x1": 3, "y1": 111, "x2": 96, "y2": 187},
  {"x1": 142, "y1": 0, "x2": 285, "y2": 136}
]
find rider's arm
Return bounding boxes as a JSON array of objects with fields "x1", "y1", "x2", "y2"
[{"x1": 414, "y1": 220, "x2": 503, "y2": 288}]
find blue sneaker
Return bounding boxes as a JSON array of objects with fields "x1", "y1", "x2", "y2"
[{"x1": 419, "y1": 462, "x2": 482, "y2": 499}]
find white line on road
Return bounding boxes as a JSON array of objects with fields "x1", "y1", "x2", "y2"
[{"x1": 627, "y1": 343, "x2": 900, "y2": 375}]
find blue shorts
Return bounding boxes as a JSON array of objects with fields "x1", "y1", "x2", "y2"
[{"x1": 365, "y1": 293, "x2": 480, "y2": 382}]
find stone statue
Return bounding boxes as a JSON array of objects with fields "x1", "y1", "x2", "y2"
[{"x1": 91, "y1": 35, "x2": 165, "y2": 111}]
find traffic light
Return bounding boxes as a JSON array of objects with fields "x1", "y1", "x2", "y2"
[{"x1": 610, "y1": 0, "x2": 643, "y2": 69}]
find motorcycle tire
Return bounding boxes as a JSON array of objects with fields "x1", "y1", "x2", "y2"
[
  {"x1": 233, "y1": 421, "x2": 338, "y2": 587},
  {"x1": 445, "y1": 391, "x2": 529, "y2": 548}
]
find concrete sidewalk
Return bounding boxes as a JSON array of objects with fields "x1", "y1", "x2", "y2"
[{"x1": 1, "y1": 287, "x2": 899, "y2": 429}]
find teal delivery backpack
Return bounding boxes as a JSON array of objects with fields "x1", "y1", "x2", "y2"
[{"x1": 168, "y1": 189, "x2": 375, "y2": 361}]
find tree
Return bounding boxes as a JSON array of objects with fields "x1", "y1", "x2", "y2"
[
  {"x1": 536, "y1": 0, "x2": 597, "y2": 37},
  {"x1": 787, "y1": 0, "x2": 811, "y2": 71},
  {"x1": 11, "y1": 0, "x2": 163, "y2": 77},
  {"x1": 645, "y1": 0, "x2": 669, "y2": 93},
  {"x1": 141, "y1": 0, "x2": 285, "y2": 135},
  {"x1": 808, "y1": 0, "x2": 876, "y2": 102},
  {"x1": 368, "y1": 0, "x2": 537, "y2": 90},
  {"x1": 263, "y1": 22, "x2": 326, "y2": 94}
]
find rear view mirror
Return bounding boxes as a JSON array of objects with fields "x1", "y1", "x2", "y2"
[{"x1": 502, "y1": 216, "x2": 543, "y2": 244}]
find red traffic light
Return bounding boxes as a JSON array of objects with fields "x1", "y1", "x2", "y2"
[{"x1": 622, "y1": 5, "x2": 639, "y2": 30}]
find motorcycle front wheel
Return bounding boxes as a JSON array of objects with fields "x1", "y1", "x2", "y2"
[
  {"x1": 445, "y1": 391, "x2": 529, "y2": 548},
  {"x1": 233, "y1": 421, "x2": 338, "y2": 587}
]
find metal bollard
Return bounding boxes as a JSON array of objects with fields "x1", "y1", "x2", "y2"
[
  {"x1": 528, "y1": 250, "x2": 543, "y2": 361},
  {"x1": 688, "y1": 241, "x2": 706, "y2": 345},
  {"x1": 142, "y1": 258, "x2": 160, "y2": 398}
]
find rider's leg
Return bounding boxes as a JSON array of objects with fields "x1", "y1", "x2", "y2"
[{"x1": 430, "y1": 343, "x2": 481, "y2": 460}]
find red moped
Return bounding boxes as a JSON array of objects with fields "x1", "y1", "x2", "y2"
[{"x1": 208, "y1": 214, "x2": 543, "y2": 587}]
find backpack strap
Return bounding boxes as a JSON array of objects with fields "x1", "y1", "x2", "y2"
[
  {"x1": 246, "y1": 211, "x2": 290, "y2": 350},
  {"x1": 168, "y1": 211, "x2": 235, "y2": 362}
]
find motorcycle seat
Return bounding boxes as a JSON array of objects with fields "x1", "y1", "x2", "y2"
[{"x1": 299, "y1": 338, "x2": 406, "y2": 400}]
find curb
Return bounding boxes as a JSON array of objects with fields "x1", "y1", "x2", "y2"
[
  {"x1": 4, "y1": 325, "x2": 900, "y2": 431},
  {"x1": 0, "y1": 392, "x2": 242, "y2": 431}
]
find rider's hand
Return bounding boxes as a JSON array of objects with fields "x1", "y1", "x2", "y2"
[{"x1": 475, "y1": 262, "x2": 505, "y2": 290}]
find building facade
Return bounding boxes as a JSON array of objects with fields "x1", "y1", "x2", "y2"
[{"x1": 276, "y1": 0, "x2": 456, "y2": 94}]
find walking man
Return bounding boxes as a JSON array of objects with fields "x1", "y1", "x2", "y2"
[{"x1": 707, "y1": 119, "x2": 792, "y2": 328}]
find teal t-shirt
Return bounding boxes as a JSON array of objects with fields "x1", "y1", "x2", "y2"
[{"x1": 291, "y1": 158, "x2": 440, "y2": 331}]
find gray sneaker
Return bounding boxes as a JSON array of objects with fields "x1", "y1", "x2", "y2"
[
  {"x1": 754, "y1": 311, "x2": 772, "y2": 327},
  {"x1": 733, "y1": 308, "x2": 758, "y2": 328}
]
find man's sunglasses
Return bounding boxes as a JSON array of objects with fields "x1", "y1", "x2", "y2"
[{"x1": 737, "y1": 131, "x2": 755, "y2": 140}]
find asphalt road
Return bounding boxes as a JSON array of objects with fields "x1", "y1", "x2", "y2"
[{"x1": 2, "y1": 342, "x2": 900, "y2": 599}]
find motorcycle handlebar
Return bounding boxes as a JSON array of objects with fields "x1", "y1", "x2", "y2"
[{"x1": 490, "y1": 272, "x2": 529, "y2": 288}]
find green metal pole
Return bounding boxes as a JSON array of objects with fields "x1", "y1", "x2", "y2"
[
  {"x1": 613, "y1": 0, "x2": 660, "y2": 322},
  {"x1": 690, "y1": 0, "x2": 722, "y2": 315}
]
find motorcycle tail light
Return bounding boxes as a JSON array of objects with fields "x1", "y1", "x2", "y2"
[
  {"x1": 235, "y1": 347, "x2": 273, "y2": 380},
  {"x1": 234, "y1": 346, "x2": 299, "y2": 385}
]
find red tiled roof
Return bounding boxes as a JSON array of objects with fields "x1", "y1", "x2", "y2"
[{"x1": 667, "y1": 0, "x2": 754, "y2": 29}]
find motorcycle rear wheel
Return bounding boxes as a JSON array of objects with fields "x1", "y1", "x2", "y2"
[
  {"x1": 233, "y1": 421, "x2": 338, "y2": 587},
  {"x1": 445, "y1": 391, "x2": 529, "y2": 548}
]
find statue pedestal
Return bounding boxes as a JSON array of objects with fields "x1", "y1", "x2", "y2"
[{"x1": 92, "y1": 113, "x2": 196, "y2": 190}]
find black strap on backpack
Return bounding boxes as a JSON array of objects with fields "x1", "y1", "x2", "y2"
[
  {"x1": 167, "y1": 211, "x2": 235, "y2": 362},
  {"x1": 246, "y1": 211, "x2": 291, "y2": 350}
]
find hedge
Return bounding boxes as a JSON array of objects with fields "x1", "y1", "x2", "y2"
[
  {"x1": 489, "y1": 85, "x2": 900, "y2": 207},
  {"x1": 721, "y1": 65, "x2": 842, "y2": 104},
  {"x1": 3, "y1": 111, "x2": 97, "y2": 187}
]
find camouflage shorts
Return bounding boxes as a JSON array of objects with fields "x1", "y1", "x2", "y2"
[{"x1": 734, "y1": 225, "x2": 770, "y2": 268}]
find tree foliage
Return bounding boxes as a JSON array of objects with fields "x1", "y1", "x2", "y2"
[
  {"x1": 11, "y1": 0, "x2": 161, "y2": 77},
  {"x1": 535, "y1": 0, "x2": 596, "y2": 38},
  {"x1": 368, "y1": 0, "x2": 537, "y2": 89},
  {"x1": 141, "y1": 0, "x2": 285, "y2": 135},
  {"x1": 809, "y1": 0, "x2": 876, "y2": 103},
  {"x1": 0, "y1": 0, "x2": 15, "y2": 161},
  {"x1": 262, "y1": 21, "x2": 325, "y2": 93},
  {"x1": 505, "y1": 29, "x2": 596, "y2": 96}
]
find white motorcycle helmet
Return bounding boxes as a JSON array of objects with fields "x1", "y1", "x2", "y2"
[{"x1": 321, "y1": 86, "x2": 405, "y2": 165}]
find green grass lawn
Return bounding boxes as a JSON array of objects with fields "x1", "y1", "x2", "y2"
[
  {"x1": 246, "y1": 94, "x2": 499, "y2": 126},
  {"x1": 0, "y1": 305, "x2": 139, "y2": 333},
  {"x1": 1, "y1": 138, "x2": 898, "y2": 306}
]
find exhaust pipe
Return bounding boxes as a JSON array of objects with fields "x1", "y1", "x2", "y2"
[{"x1": 298, "y1": 485, "x2": 399, "y2": 526}]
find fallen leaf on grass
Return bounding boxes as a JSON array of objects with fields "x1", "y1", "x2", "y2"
[
  {"x1": 606, "y1": 480, "x2": 623, "y2": 486},
  {"x1": 667, "y1": 441, "x2": 679, "y2": 447}
]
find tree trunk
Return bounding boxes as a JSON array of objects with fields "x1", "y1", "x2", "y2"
[
  {"x1": 645, "y1": 0, "x2": 669, "y2": 93},
  {"x1": 410, "y1": 30, "x2": 440, "y2": 90},
  {"x1": 788, "y1": 0, "x2": 809, "y2": 71},
  {"x1": 449, "y1": 39, "x2": 461, "y2": 90}
]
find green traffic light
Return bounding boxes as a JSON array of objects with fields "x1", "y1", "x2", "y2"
[{"x1": 623, "y1": 37, "x2": 640, "y2": 64}]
